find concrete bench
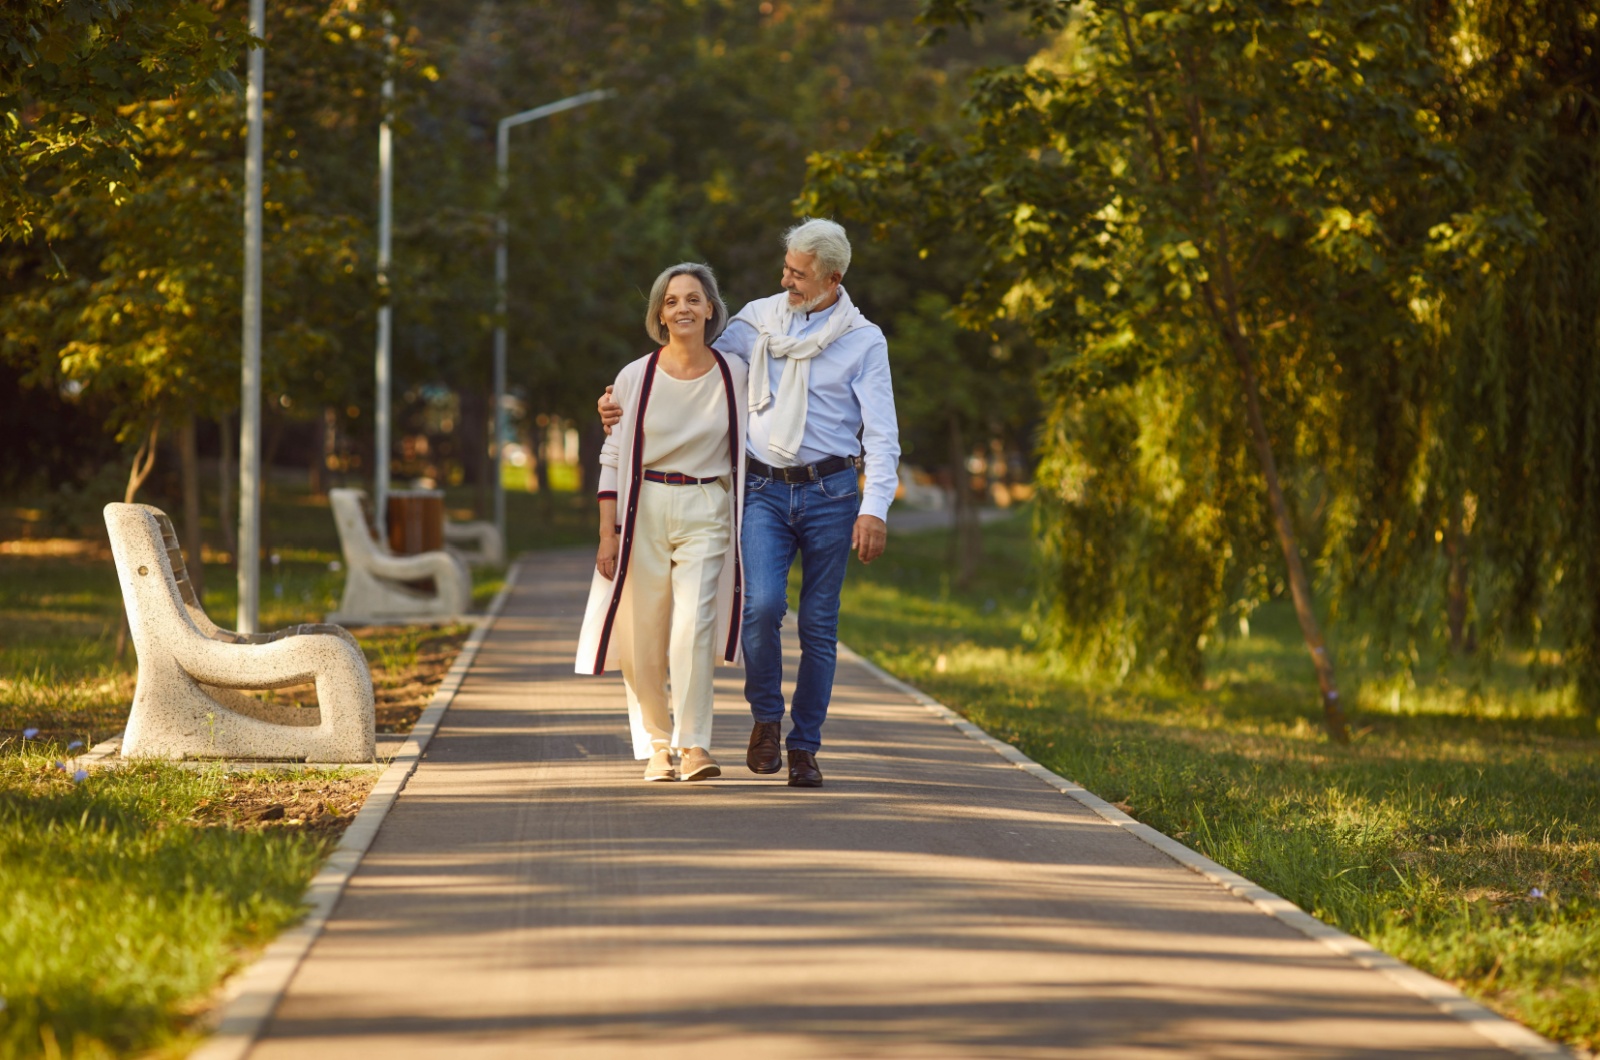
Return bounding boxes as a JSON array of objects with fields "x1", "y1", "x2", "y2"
[
  {"x1": 897, "y1": 464, "x2": 951, "y2": 510},
  {"x1": 104, "y1": 503, "x2": 376, "y2": 762},
  {"x1": 444, "y1": 517, "x2": 504, "y2": 566},
  {"x1": 327, "y1": 488, "x2": 470, "y2": 623}
]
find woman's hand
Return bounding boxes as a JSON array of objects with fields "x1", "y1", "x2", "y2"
[{"x1": 596, "y1": 533, "x2": 620, "y2": 581}]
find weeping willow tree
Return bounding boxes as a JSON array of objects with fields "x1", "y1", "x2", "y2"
[{"x1": 1346, "y1": 0, "x2": 1600, "y2": 712}]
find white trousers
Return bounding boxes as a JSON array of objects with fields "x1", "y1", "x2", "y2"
[{"x1": 617, "y1": 478, "x2": 730, "y2": 758}]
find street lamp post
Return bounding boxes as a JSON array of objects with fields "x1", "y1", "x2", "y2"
[
  {"x1": 492, "y1": 89, "x2": 614, "y2": 548},
  {"x1": 237, "y1": 0, "x2": 265, "y2": 634},
  {"x1": 373, "y1": 14, "x2": 396, "y2": 539}
]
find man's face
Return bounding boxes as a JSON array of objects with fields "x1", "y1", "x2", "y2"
[{"x1": 782, "y1": 249, "x2": 839, "y2": 312}]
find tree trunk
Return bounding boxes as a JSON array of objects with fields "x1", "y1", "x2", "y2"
[
  {"x1": 218, "y1": 413, "x2": 237, "y2": 555},
  {"x1": 122, "y1": 421, "x2": 160, "y2": 504},
  {"x1": 308, "y1": 411, "x2": 327, "y2": 497},
  {"x1": 1445, "y1": 500, "x2": 1475, "y2": 654},
  {"x1": 1226, "y1": 335, "x2": 1350, "y2": 742},
  {"x1": 532, "y1": 415, "x2": 551, "y2": 496},
  {"x1": 458, "y1": 388, "x2": 489, "y2": 517},
  {"x1": 117, "y1": 421, "x2": 162, "y2": 659},
  {"x1": 948, "y1": 413, "x2": 981, "y2": 590},
  {"x1": 1171, "y1": 49, "x2": 1350, "y2": 743},
  {"x1": 179, "y1": 415, "x2": 205, "y2": 601},
  {"x1": 258, "y1": 415, "x2": 286, "y2": 560},
  {"x1": 577, "y1": 420, "x2": 605, "y2": 495}
]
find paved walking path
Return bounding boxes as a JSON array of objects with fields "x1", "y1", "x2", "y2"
[{"x1": 250, "y1": 551, "x2": 1516, "y2": 1058}]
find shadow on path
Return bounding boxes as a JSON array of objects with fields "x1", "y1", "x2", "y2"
[{"x1": 250, "y1": 552, "x2": 1513, "y2": 1059}]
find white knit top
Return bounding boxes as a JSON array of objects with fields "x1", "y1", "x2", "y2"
[{"x1": 641, "y1": 367, "x2": 731, "y2": 480}]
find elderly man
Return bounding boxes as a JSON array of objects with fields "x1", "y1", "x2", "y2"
[{"x1": 601, "y1": 219, "x2": 899, "y2": 787}]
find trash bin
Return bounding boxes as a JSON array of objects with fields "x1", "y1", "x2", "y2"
[{"x1": 387, "y1": 489, "x2": 445, "y2": 555}]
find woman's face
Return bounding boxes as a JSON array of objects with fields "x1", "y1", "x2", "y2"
[{"x1": 660, "y1": 274, "x2": 711, "y2": 342}]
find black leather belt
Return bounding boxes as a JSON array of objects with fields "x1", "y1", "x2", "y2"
[
  {"x1": 644, "y1": 470, "x2": 722, "y2": 485},
  {"x1": 746, "y1": 454, "x2": 859, "y2": 483}
]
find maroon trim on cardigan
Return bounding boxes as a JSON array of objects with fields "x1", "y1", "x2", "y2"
[
  {"x1": 591, "y1": 349, "x2": 660, "y2": 673},
  {"x1": 596, "y1": 490, "x2": 617, "y2": 501},
  {"x1": 711, "y1": 348, "x2": 743, "y2": 663}
]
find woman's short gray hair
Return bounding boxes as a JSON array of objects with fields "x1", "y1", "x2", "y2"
[
  {"x1": 785, "y1": 218, "x2": 851, "y2": 280},
  {"x1": 644, "y1": 262, "x2": 729, "y2": 346}
]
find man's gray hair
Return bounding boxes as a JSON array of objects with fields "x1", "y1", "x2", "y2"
[
  {"x1": 785, "y1": 218, "x2": 851, "y2": 280},
  {"x1": 644, "y1": 262, "x2": 729, "y2": 346}
]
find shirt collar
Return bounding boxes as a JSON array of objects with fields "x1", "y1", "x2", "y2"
[{"x1": 802, "y1": 291, "x2": 842, "y2": 323}]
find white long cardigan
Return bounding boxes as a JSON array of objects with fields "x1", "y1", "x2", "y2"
[{"x1": 574, "y1": 347, "x2": 748, "y2": 676}]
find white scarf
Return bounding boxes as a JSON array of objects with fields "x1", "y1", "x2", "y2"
[{"x1": 743, "y1": 287, "x2": 864, "y2": 463}]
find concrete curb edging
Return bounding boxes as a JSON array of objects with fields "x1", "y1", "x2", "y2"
[
  {"x1": 66, "y1": 734, "x2": 124, "y2": 771},
  {"x1": 190, "y1": 563, "x2": 522, "y2": 1060},
  {"x1": 836, "y1": 643, "x2": 1574, "y2": 1060}
]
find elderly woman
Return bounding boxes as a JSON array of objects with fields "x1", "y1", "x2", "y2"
[{"x1": 575, "y1": 263, "x2": 749, "y2": 782}]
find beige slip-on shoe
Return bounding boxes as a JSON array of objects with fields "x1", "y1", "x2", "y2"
[
  {"x1": 679, "y1": 746, "x2": 721, "y2": 782},
  {"x1": 644, "y1": 747, "x2": 677, "y2": 782}
]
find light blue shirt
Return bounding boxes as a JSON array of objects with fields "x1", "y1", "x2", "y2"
[{"x1": 718, "y1": 290, "x2": 901, "y2": 522}]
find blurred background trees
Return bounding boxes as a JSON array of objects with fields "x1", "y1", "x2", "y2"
[{"x1": 2, "y1": 0, "x2": 1027, "y2": 512}]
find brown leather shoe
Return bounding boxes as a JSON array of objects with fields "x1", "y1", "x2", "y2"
[
  {"x1": 747, "y1": 721, "x2": 783, "y2": 774},
  {"x1": 787, "y1": 749, "x2": 823, "y2": 788}
]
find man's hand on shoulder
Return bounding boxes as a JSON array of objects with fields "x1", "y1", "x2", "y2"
[
  {"x1": 853, "y1": 515, "x2": 887, "y2": 564},
  {"x1": 598, "y1": 386, "x2": 621, "y2": 435}
]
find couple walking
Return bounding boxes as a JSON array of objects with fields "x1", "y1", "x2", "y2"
[{"x1": 574, "y1": 219, "x2": 900, "y2": 788}]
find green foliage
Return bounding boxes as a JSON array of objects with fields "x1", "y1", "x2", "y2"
[
  {"x1": 1, "y1": 0, "x2": 432, "y2": 478},
  {"x1": 812, "y1": 0, "x2": 1464, "y2": 693},
  {"x1": 810, "y1": 0, "x2": 1600, "y2": 718},
  {"x1": 0, "y1": 0, "x2": 246, "y2": 242},
  {"x1": 5, "y1": 0, "x2": 1032, "y2": 506},
  {"x1": 1357, "y1": 0, "x2": 1600, "y2": 712},
  {"x1": 1032, "y1": 376, "x2": 1236, "y2": 682},
  {"x1": 887, "y1": 291, "x2": 1038, "y2": 469}
]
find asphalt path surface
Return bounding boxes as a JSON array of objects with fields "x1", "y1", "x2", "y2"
[{"x1": 249, "y1": 549, "x2": 1514, "y2": 1058}]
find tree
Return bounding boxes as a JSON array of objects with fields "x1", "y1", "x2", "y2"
[
  {"x1": 808, "y1": 0, "x2": 1487, "y2": 740},
  {"x1": 0, "y1": 0, "x2": 418, "y2": 580},
  {"x1": 1363, "y1": 0, "x2": 1600, "y2": 714},
  {"x1": 1, "y1": 0, "x2": 244, "y2": 243}
]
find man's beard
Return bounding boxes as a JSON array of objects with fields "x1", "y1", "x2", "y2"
[{"x1": 786, "y1": 287, "x2": 830, "y2": 314}]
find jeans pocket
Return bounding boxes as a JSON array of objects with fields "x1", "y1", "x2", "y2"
[
  {"x1": 817, "y1": 468, "x2": 860, "y2": 500},
  {"x1": 745, "y1": 473, "x2": 772, "y2": 493}
]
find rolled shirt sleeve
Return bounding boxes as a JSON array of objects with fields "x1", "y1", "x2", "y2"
[
  {"x1": 853, "y1": 332, "x2": 900, "y2": 523},
  {"x1": 716, "y1": 317, "x2": 756, "y2": 364},
  {"x1": 597, "y1": 373, "x2": 626, "y2": 499}
]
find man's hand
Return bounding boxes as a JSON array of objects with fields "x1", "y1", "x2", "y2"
[
  {"x1": 852, "y1": 515, "x2": 887, "y2": 564},
  {"x1": 598, "y1": 386, "x2": 621, "y2": 435}
]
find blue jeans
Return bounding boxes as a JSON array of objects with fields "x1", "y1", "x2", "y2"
[{"x1": 741, "y1": 466, "x2": 859, "y2": 753}]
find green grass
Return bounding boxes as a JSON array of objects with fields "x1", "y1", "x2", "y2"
[
  {"x1": 841, "y1": 512, "x2": 1600, "y2": 1053},
  {"x1": 0, "y1": 748, "x2": 347, "y2": 1058}
]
